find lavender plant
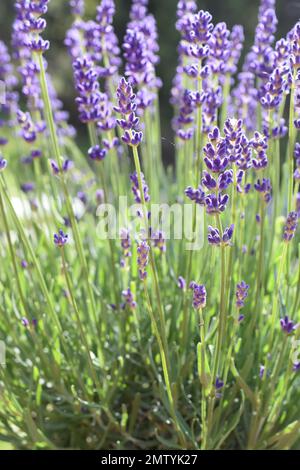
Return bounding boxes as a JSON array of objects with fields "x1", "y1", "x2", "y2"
[{"x1": 0, "y1": 0, "x2": 300, "y2": 451}]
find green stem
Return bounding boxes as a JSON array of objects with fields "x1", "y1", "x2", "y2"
[
  {"x1": 198, "y1": 308, "x2": 208, "y2": 450},
  {"x1": 269, "y1": 242, "x2": 288, "y2": 345},
  {"x1": 220, "y1": 74, "x2": 231, "y2": 130},
  {"x1": 143, "y1": 282, "x2": 187, "y2": 447},
  {"x1": 36, "y1": 52, "x2": 102, "y2": 363},
  {"x1": 88, "y1": 122, "x2": 120, "y2": 307},
  {"x1": 61, "y1": 248, "x2": 101, "y2": 393},
  {"x1": 0, "y1": 189, "x2": 27, "y2": 315},
  {"x1": 288, "y1": 75, "x2": 296, "y2": 213},
  {"x1": 131, "y1": 144, "x2": 168, "y2": 351}
]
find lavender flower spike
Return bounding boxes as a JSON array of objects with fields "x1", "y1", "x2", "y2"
[
  {"x1": 280, "y1": 316, "x2": 297, "y2": 335},
  {"x1": 189, "y1": 282, "x2": 207, "y2": 309},
  {"x1": 283, "y1": 212, "x2": 298, "y2": 242},
  {"x1": 0, "y1": 156, "x2": 7, "y2": 171},
  {"x1": 115, "y1": 77, "x2": 143, "y2": 147},
  {"x1": 130, "y1": 171, "x2": 150, "y2": 204},
  {"x1": 208, "y1": 225, "x2": 234, "y2": 247},
  {"x1": 122, "y1": 288, "x2": 137, "y2": 310},
  {"x1": 137, "y1": 240, "x2": 150, "y2": 280},
  {"x1": 177, "y1": 276, "x2": 186, "y2": 290},
  {"x1": 236, "y1": 281, "x2": 249, "y2": 309},
  {"x1": 70, "y1": 0, "x2": 85, "y2": 16},
  {"x1": 54, "y1": 230, "x2": 69, "y2": 247}
]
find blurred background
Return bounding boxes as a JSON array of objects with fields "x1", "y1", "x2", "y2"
[{"x1": 0, "y1": 0, "x2": 299, "y2": 160}]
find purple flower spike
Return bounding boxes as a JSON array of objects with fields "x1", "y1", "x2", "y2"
[
  {"x1": 21, "y1": 317, "x2": 30, "y2": 328},
  {"x1": 88, "y1": 145, "x2": 107, "y2": 162},
  {"x1": 96, "y1": 189, "x2": 104, "y2": 205},
  {"x1": 120, "y1": 228, "x2": 132, "y2": 259},
  {"x1": 151, "y1": 230, "x2": 166, "y2": 253},
  {"x1": 293, "y1": 362, "x2": 300, "y2": 372},
  {"x1": 21, "y1": 260, "x2": 28, "y2": 269},
  {"x1": 283, "y1": 212, "x2": 298, "y2": 242},
  {"x1": 51, "y1": 159, "x2": 73, "y2": 175},
  {"x1": 189, "y1": 281, "x2": 207, "y2": 309},
  {"x1": 0, "y1": 156, "x2": 7, "y2": 171},
  {"x1": 280, "y1": 316, "x2": 297, "y2": 335},
  {"x1": 205, "y1": 193, "x2": 229, "y2": 215},
  {"x1": 73, "y1": 56, "x2": 102, "y2": 123},
  {"x1": 297, "y1": 193, "x2": 300, "y2": 218},
  {"x1": 17, "y1": 110, "x2": 36, "y2": 143},
  {"x1": 137, "y1": 240, "x2": 150, "y2": 280},
  {"x1": 185, "y1": 185, "x2": 206, "y2": 205},
  {"x1": 122, "y1": 129, "x2": 143, "y2": 147},
  {"x1": 54, "y1": 229, "x2": 69, "y2": 248},
  {"x1": 215, "y1": 377, "x2": 224, "y2": 390},
  {"x1": 28, "y1": 38, "x2": 50, "y2": 53},
  {"x1": 70, "y1": 0, "x2": 85, "y2": 16},
  {"x1": 122, "y1": 288, "x2": 137, "y2": 310},
  {"x1": 222, "y1": 224, "x2": 235, "y2": 244},
  {"x1": 236, "y1": 281, "x2": 249, "y2": 309},
  {"x1": 254, "y1": 178, "x2": 272, "y2": 204},
  {"x1": 130, "y1": 171, "x2": 150, "y2": 204},
  {"x1": 177, "y1": 276, "x2": 186, "y2": 290},
  {"x1": 21, "y1": 182, "x2": 35, "y2": 194},
  {"x1": 259, "y1": 365, "x2": 265, "y2": 380},
  {"x1": 215, "y1": 377, "x2": 224, "y2": 398},
  {"x1": 115, "y1": 77, "x2": 143, "y2": 146},
  {"x1": 208, "y1": 224, "x2": 234, "y2": 247}
]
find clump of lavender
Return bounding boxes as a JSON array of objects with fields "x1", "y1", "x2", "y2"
[{"x1": 1, "y1": 0, "x2": 300, "y2": 453}]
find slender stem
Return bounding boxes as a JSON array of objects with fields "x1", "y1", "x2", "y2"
[
  {"x1": 61, "y1": 248, "x2": 101, "y2": 393},
  {"x1": 36, "y1": 53, "x2": 103, "y2": 362},
  {"x1": 195, "y1": 70, "x2": 203, "y2": 186},
  {"x1": 207, "y1": 215, "x2": 227, "y2": 445},
  {"x1": 131, "y1": 144, "x2": 168, "y2": 352},
  {"x1": 254, "y1": 198, "x2": 265, "y2": 315},
  {"x1": 220, "y1": 74, "x2": 231, "y2": 130},
  {"x1": 288, "y1": 75, "x2": 296, "y2": 213},
  {"x1": 143, "y1": 282, "x2": 187, "y2": 447},
  {"x1": 198, "y1": 308, "x2": 208, "y2": 450},
  {"x1": 226, "y1": 165, "x2": 237, "y2": 308},
  {"x1": 0, "y1": 189, "x2": 27, "y2": 315},
  {"x1": 269, "y1": 243, "x2": 288, "y2": 345},
  {"x1": 88, "y1": 122, "x2": 120, "y2": 306},
  {"x1": 211, "y1": 215, "x2": 227, "y2": 382}
]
